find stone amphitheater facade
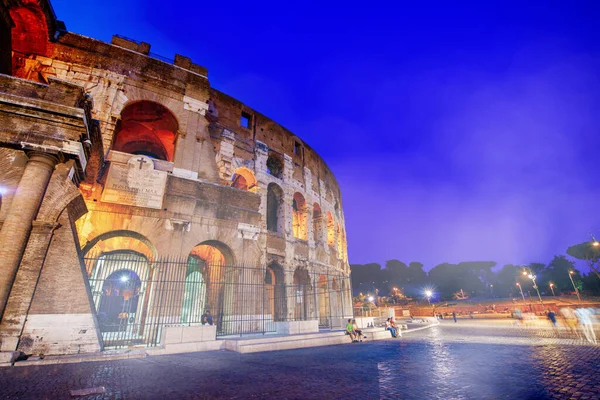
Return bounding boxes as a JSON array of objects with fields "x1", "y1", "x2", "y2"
[{"x1": 0, "y1": 0, "x2": 352, "y2": 357}]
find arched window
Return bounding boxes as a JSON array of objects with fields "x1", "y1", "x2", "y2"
[
  {"x1": 266, "y1": 154, "x2": 283, "y2": 179},
  {"x1": 9, "y1": 5, "x2": 50, "y2": 80},
  {"x1": 267, "y1": 183, "x2": 284, "y2": 233},
  {"x1": 336, "y1": 224, "x2": 343, "y2": 256},
  {"x1": 112, "y1": 101, "x2": 178, "y2": 161},
  {"x1": 265, "y1": 263, "x2": 285, "y2": 322},
  {"x1": 326, "y1": 212, "x2": 335, "y2": 246},
  {"x1": 292, "y1": 192, "x2": 308, "y2": 240},
  {"x1": 231, "y1": 167, "x2": 258, "y2": 192},
  {"x1": 312, "y1": 203, "x2": 323, "y2": 242}
]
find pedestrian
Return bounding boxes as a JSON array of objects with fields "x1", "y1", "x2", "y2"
[
  {"x1": 547, "y1": 310, "x2": 557, "y2": 328},
  {"x1": 452, "y1": 311, "x2": 457, "y2": 323}
]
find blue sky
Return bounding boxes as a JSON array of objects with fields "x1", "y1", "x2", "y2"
[{"x1": 52, "y1": 0, "x2": 600, "y2": 270}]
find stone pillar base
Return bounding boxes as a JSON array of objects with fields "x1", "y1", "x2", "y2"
[
  {"x1": 275, "y1": 320, "x2": 319, "y2": 335},
  {"x1": 0, "y1": 351, "x2": 23, "y2": 364}
]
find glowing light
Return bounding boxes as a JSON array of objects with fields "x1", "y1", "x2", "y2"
[
  {"x1": 569, "y1": 270, "x2": 574, "y2": 275},
  {"x1": 594, "y1": 241, "x2": 600, "y2": 247},
  {"x1": 550, "y1": 283, "x2": 554, "y2": 287},
  {"x1": 120, "y1": 275, "x2": 129, "y2": 282},
  {"x1": 0, "y1": 185, "x2": 7, "y2": 195},
  {"x1": 516, "y1": 283, "x2": 520, "y2": 286},
  {"x1": 424, "y1": 290, "x2": 433, "y2": 298},
  {"x1": 368, "y1": 296, "x2": 374, "y2": 302},
  {"x1": 522, "y1": 271, "x2": 528, "y2": 276}
]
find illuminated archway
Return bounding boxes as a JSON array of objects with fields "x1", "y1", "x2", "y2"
[
  {"x1": 264, "y1": 263, "x2": 285, "y2": 322},
  {"x1": 318, "y1": 275, "x2": 330, "y2": 327},
  {"x1": 10, "y1": 5, "x2": 50, "y2": 80},
  {"x1": 187, "y1": 240, "x2": 235, "y2": 328},
  {"x1": 293, "y1": 268, "x2": 311, "y2": 321},
  {"x1": 112, "y1": 101, "x2": 178, "y2": 161},
  {"x1": 312, "y1": 203, "x2": 323, "y2": 242},
  {"x1": 292, "y1": 192, "x2": 308, "y2": 240},
  {"x1": 326, "y1": 212, "x2": 335, "y2": 246},
  {"x1": 231, "y1": 167, "x2": 258, "y2": 193}
]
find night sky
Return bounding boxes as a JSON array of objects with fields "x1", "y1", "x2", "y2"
[{"x1": 52, "y1": 0, "x2": 600, "y2": 271}]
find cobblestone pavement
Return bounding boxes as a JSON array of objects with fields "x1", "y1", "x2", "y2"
[{"x1": 1, "y1": 322, "x2": 599, "y2": 400}]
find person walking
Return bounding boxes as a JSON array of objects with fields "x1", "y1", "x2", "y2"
[{"x1": 452, "y1": 311, "x2": 457, "y2": 323}]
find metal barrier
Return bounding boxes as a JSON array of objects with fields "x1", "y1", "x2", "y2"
[{"x1": 84, "y1": 252, "x2": 352, "y2": 348}]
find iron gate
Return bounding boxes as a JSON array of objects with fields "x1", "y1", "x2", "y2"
[{"x1": 84, "y1": 252, "x2": 352, "y2": 348}]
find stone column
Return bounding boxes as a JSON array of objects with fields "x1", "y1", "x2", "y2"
[{"x1": 0, "y1": 152, "x2": 57, "y2": 318}]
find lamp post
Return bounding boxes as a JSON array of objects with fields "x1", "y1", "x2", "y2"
[
  {"x1": 516, "y1": 282, "x2": 525, "y2": 303},
  {"x1": 549, "y1": 282, "x2": 555, "y2": 297},
  {"x1": 424, "y1": 290, "x2": 432, "y2": 305},
  {"x1": 568, "y1": 270, "x2": 581, "y2": 303},
  {"x1": 522, "y1": 269, "x2": 543, "y2": 304}
]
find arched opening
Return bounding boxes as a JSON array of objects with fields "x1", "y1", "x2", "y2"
[
  {"x1": 336, "y1": 224, "x2": 343, "y2": 257},
  {"x1": 293, "y1": 268, "x2": 311, "y2": 321},
  {"x1": 187, "y1": 241, "x2": 234, "y2": 331},
  {"x1": 292, "y1": 192, "x2": 308, "y2": 241},
  {"x1": 266, "y1": 153, "x2": 283, "y2": 179},
  {"x1": 326, "y1": 212, "x2": 335, "y2": 246},
  {"x1": 91, "y1": 252, "x2": 147, "y2": 344},
  {"x1": 317, "y1": 275, "x2": 330, "y2": 327},
  {"x1": 10, "y1": 5, "x2": 49, "y2": 79},
  {"x1": 231, "y1": 167, "x2": 258, "y2": 193},
  {"x1": 312, "y1": 203, "x2": 323, "y2": 242},
  {"x1": 267, "y1": 183, "x2": 284, "y2": 233},
  {"x1": 112, "y1": 101, "x2": 178, "y2": 161},
  {"x1": 181, "y1": 261, "x2": 205, "y2": 325},
  {"x1": 264, "y1": 263, "x2": 285, "y2": 324}
]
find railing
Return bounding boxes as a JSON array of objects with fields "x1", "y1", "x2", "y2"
[{"x1": 84, "y1": 252, "x2": 353, "y2": 348}]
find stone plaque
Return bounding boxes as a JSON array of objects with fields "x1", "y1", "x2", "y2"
[{"x1": 101, "y1": 155, "x2": 167, "y2": 209}]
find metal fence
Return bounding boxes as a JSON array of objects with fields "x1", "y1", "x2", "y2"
[{"x1": 83, "y1": 252, "x2": 353, "y2": 349}]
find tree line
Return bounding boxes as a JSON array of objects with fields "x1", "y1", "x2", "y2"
[{"x1": 350, "y1": 241, "x2": 600, "y2": 301}]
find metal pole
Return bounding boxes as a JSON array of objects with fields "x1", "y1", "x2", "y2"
[
  {"x1": 549, "y1": 284, "x2": 555, "y2": 297},
  {"x1": 517, "y1": 284, "x2": 525, "y2": 303},
  {"x1": 532, "y1": 277, "x2": 543, "y2": 304},
  {"x1": 568, "y1": 271, "x2": 581, "y2": 303}
]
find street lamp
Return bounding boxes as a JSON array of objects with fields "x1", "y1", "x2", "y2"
[
  {"x1": 568, "y1": 270, "x2": 581, "y2": 303},
  {"x1": 516, "y1": 282, "x2": 526, "y2": 303},
  {"x1": 424, "y1": 290, "x2": 432, "y2": 305},
  {"x1": 522, "y1": 268, "x2": 543, "y2": 304},
  {"x1": 549, "y1": 282, "x2": 555, "y2": 297}
]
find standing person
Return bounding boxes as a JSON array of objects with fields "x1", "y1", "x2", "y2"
[
  {"x1": 452, "y1": 311, "x2": 457, "y2": 323},
  {"x1": 575, "y1": 308, "x2": 597, "y2": 344}
]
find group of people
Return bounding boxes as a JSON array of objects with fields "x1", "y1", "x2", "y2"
[
  {"x1": 513, "y1": 306, "x2": 598, "y2": 344},
  {"x1": 345, "y1": 319, "x2": 367, "y2": 342}
]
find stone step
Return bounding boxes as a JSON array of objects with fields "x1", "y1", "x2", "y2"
[
  {"x1": 223, "y1": 330, "x2": 347, "y2": 348},
  {"x1": 233, "y1": 334, "x2": 352, "y2": 354}
]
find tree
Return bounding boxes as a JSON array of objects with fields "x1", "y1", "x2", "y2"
[
  {"x1": 542, "y1": 255, "x2": 576, "y2": 293},
  {"x1": 350, "y1": 263, "x2": 384, "y2": 295},
  {"x1": 566, "y1": 242, "x2": 600, "y2": 280},
  {"x1": 492, "y1": 264, "x2": 520, "y2": 298}
]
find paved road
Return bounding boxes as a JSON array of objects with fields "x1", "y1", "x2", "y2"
[{"x1": 1, "y1": 321, "x2": 599, "y2": 400}]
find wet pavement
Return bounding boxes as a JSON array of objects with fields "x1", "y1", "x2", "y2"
[{"x1": 1, "y1": 321, "x2": 599, "y2": 399}]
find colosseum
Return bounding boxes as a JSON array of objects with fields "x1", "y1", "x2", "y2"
[{"x1": 0, "y1": 0, "x2": 351, "y2": 358}]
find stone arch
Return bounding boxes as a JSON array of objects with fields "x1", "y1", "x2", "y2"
[
  {"x1": 10, "y1": 5, "x2": 48, "y2": 56},
  {"x1": 81, "y1": 230, "x2": 158, "y2": 262},
  {"x1": 336, "y1": 224, "x2": 343, "y2": 256},
  {"x1": 231, "y1": 167, "x2": 258, "y2": 193},
  {"x1": 317, "y1": 274, "x2": 330, "y2": 327},
  {"x1": 265, "y1": 262, "x2": 285, "y2": 322},
  {"x1": 112, "y1": 101, "x2": 179, "y2": 161},
  {"x1": 312, "y1": 203, "x2": 323, "y2": 243},
  {"x1": 187, "y1": 240, "x2": 236, "y2": 329},
  {"x1": 292, "y1": 192, "x2": 308, "y2": 241},
  {"x1": 326, "y1": 212, "x2": 335, "y2": 246},
  {"x1": 267, "y1": 183, "x2": 284, "y2": 233},
  {"x1": 37, "y1": 163, "x2": 85, "y2": 223},
  {"x1": 293, "y1": 267, "x2": 311, "y2": 320}
]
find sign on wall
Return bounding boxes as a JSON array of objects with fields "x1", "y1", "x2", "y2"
[{"x1": 101, "y1": 155, "x2": 167, "y2": 209}]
